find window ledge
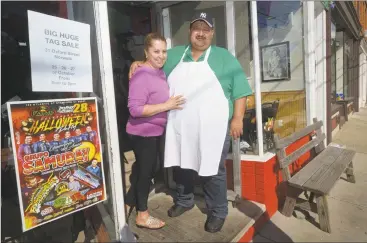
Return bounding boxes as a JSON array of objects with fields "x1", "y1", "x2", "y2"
[{"x1": 226, "y1": 152, "x2": 276, "y2": 162}]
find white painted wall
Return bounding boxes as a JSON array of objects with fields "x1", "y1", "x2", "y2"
[
  {"x1": 304, "y1": 1, "x2": 316, "y2": 125},
  {"x1": 314, "y1": 2, "x2": 327, "y2": 139},
  {"x1": 336, "y1": 32, "x2": 344, "y2": 95},
  {"x1": 360, "y1": 50, "x2": 367, "y2": 108}
]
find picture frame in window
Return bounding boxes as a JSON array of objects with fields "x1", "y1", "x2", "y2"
[{"x1": 260, "y1": 41, "x2": 291, "y2": 82}]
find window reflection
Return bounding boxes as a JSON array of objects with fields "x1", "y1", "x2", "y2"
[{"x1": 234, "y1": 1, "x2": 306, "y2": 155}]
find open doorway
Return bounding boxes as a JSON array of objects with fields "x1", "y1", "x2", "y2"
[{"x1": 107, "y1": 1, "x2": 167, "y2": 205}]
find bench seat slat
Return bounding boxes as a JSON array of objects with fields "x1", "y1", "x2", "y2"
[
  {"x1": 303, "y1": 149, "x2": 355, "y2": 194},
  {"x1": 289, "y1": 148, "x2": 356, "y2": 194},
  {"x1": 288, "y1": 146, "x2": 343, "y2": 188}
]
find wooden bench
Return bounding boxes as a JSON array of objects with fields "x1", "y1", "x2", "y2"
[{"x1": 274, "y1": 118, "x2": 356, "y2": 233}]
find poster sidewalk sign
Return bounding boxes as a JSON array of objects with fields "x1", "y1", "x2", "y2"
[
  {"x1": 7, "y1": 98, "x2": 107, "y2": 232},
  {"x1": 28, "y1": 10, "x2": 93, "y2": 92}
]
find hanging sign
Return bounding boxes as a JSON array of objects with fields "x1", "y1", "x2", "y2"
[
  {"x1": 28, "y1": 10, "x2": 93, "y2": 92},
  {"x1": 7, "y1": 98, "x2": 106, "y2": 231}
]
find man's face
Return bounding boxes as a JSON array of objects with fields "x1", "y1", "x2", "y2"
[
  {"x1": 189, "y1": 20, "x2": 214, "y2": 51},
  {"x1": 76, "y1": 129, "x2": 81, "y2": 136},
  {"x1": 65, "y1": 131, "x2": 70, "y2": 138},
  {"x1": 92, "y1": 160, "x2": 98, "y2": 167},
  {"x1": 86, "y1": 126, "x2": 92, "y2": 133},
  {"x1": 69, "y1": 176, "x2": 74, "y2": 182},
  {"x1": 25, "y1": 136, "x2": 32, "y2": 144},
  {"x1": 272, "y1": 50, "x2": 278, "y2": 58},
  {"x1": 54, "y1": 134, "x2": 60, "y2": 141},
  {"x1": 39, "y1": 134, "x2": 46, "y2": 141}
]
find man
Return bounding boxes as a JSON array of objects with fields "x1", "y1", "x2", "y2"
[
  {"x1": 18, "y1": 135, "x2": 33, "y2": 163},
  {"x1": 84, "y1": 126, "x2": 98, "y2": 145},
  {"x1": 32, "y1": 133, "x2": 50, "y2": 153},
  {"x1": 49, "y1": 133, "x2": 61, "y2": 155},
  {"x1": 74, "y1": 128, "x2": 88, "y2": 143},
  {"x1": 86, "y1": 159, "x2": 102, "y2": 178},
  {"x1": 60, "y1": 131, "x2": 75, "y2": 151},
  {"x1": 68, "y1": 175, "x2": 81, "y2": 192},
  {"x1": 129, "y1": 12, "x2": 252, "y2": 233}
]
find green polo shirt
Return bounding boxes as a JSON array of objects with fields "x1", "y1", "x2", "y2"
[{"x1": 162, "y1": 45, "x2": 253, "y2": 119}]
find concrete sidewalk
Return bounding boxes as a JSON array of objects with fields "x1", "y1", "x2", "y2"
[{"x1": 253, "y1": 107, "x2": 367, "y2": 242}]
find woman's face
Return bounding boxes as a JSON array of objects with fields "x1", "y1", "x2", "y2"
[
  {"x1": 145, "y1": 40, "x2": 167, "y2": 69},
  {"x1": 272, "y1": 50, "x2": 277, "y2": 58}
]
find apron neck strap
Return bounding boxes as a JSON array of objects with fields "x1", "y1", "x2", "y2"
[
  {"x1": 204, "y1": 46, "x2": 211, "y2": 62},
  {"x1": 180, "y1": 46, "x2": 191, "y2": 62}
]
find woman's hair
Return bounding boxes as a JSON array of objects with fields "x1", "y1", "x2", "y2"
[{"x1": 144, "y1": 32, "x2": 166, "y2": 59}]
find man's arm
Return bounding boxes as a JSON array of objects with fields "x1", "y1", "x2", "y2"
[{"x1": 229, "y1": 55, "x2": 253, "y2": 140}]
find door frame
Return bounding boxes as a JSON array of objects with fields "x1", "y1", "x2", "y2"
[
  {"x1": 93, "y1": 2, "x2": 127, "y2": 241},
  {"x1": 152, "y1": 1, "x2": 242, "y2": 197}
]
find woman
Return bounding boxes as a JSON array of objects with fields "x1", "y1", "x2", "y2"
[
  {"x1": 125, "y1": 33, "x2": 185, "y2": 229},
  {"x1": 267, "y1": 47, "x2": 285, "y2": 79}
]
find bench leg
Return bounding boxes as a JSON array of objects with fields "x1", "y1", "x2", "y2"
[
  {"x1": 316, "y1": 195, "x2": 331, "y2": 233},
  {"x1": 309, "y1": 192, "x2": 315, "y2": 203},
  {"x1": 345, "y1": 162, "x2": 356, "y2": 183},
  {"x1": 282, "y1": 187, "x2": 302, "y2": 217}
]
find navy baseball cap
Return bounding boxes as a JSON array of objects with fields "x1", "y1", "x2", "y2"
[{"x1": 190, "y1": 12, "x2": 214, "y2": 28}]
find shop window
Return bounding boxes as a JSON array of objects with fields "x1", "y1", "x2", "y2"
[
  {"x1": 235, "y1": 1, "x2": 307, "y2": 155},
  {"x1": 335, "y1": 31, "x2": 344, "y2": 98},
  {"x1": 330, "y1": 21, "x2": 337, "y2": 103},
  {"x1": 233, "y1": 1, "x2": 259, "y2": 155},
  {"x1": 344, "y1": 34, "x2": 353, "y2": 98},
  {"x1": 1, "y1": 1, "x2": 121, "y2": 241}
]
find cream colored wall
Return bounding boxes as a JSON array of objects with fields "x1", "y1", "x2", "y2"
[{"x1": 336, "y1": 32, "x2": 344, "y2": 95}]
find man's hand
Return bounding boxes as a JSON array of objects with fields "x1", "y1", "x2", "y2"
[
  {"x1": 230, "y1": 117, "x2": 243, "y2": 140},
  {"x1": 128, "y1": 61, "x2": 145, "y2": 79}
]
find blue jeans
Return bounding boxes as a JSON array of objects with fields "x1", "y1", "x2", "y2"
[{"x1": 173, "y1": 128, "x2": 231, "y2": 219}]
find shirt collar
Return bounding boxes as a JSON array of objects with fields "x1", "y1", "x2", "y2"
[{"x1": 184, "y1": 45, "x2": 210, "y2": 62}]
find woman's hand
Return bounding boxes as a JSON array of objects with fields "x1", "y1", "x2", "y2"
[
  {"x1": 164, "y1": 95, "x2": 186, "y2": 111},
  {"x1": 129, "y1": 61, "x2": 145, "y2": 79}
]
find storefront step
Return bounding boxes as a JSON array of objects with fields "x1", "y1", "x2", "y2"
[{"x1": 127, "y1": 191, "x2": 266, "y2": 242}]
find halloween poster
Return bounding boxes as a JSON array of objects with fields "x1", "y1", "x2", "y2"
[{"x1": 7, "y1": 98, "x2": 107, "y2": 231}]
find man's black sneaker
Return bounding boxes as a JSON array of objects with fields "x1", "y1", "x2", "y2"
[
  {"x1": 205, "y1": 215, "x2": 225, "y2": 233},
  {"x1": 167, "y1": 204, "x2": 194, "y2": 217}
]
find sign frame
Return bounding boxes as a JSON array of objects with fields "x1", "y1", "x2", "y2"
[{"x1": 7, "y1": 97, "x2": 107, "y2": 232}]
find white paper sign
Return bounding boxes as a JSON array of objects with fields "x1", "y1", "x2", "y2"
[{"x1": 28, "y1": 10, "x2": 93, "y2": 92}]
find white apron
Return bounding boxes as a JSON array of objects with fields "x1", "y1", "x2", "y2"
[{"x1": 164, "y1": 46, "x2": 229, "y2": 176}]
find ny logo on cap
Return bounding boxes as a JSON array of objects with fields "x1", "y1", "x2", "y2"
[{"x1": 200, "y1": 12, "x2": 207, "y2": 18}]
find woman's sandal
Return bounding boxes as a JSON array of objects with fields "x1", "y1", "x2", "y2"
[{"x1": 136, "y1": 215, "x2": 166, "y2": 230}]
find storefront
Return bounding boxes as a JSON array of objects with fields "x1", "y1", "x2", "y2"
[
  {"x1": 326, "y1": 1, "x2": 364, "y2": 141},
  {"x1": 1, "y1": 1, "x2": 365, "y2": 242}
]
